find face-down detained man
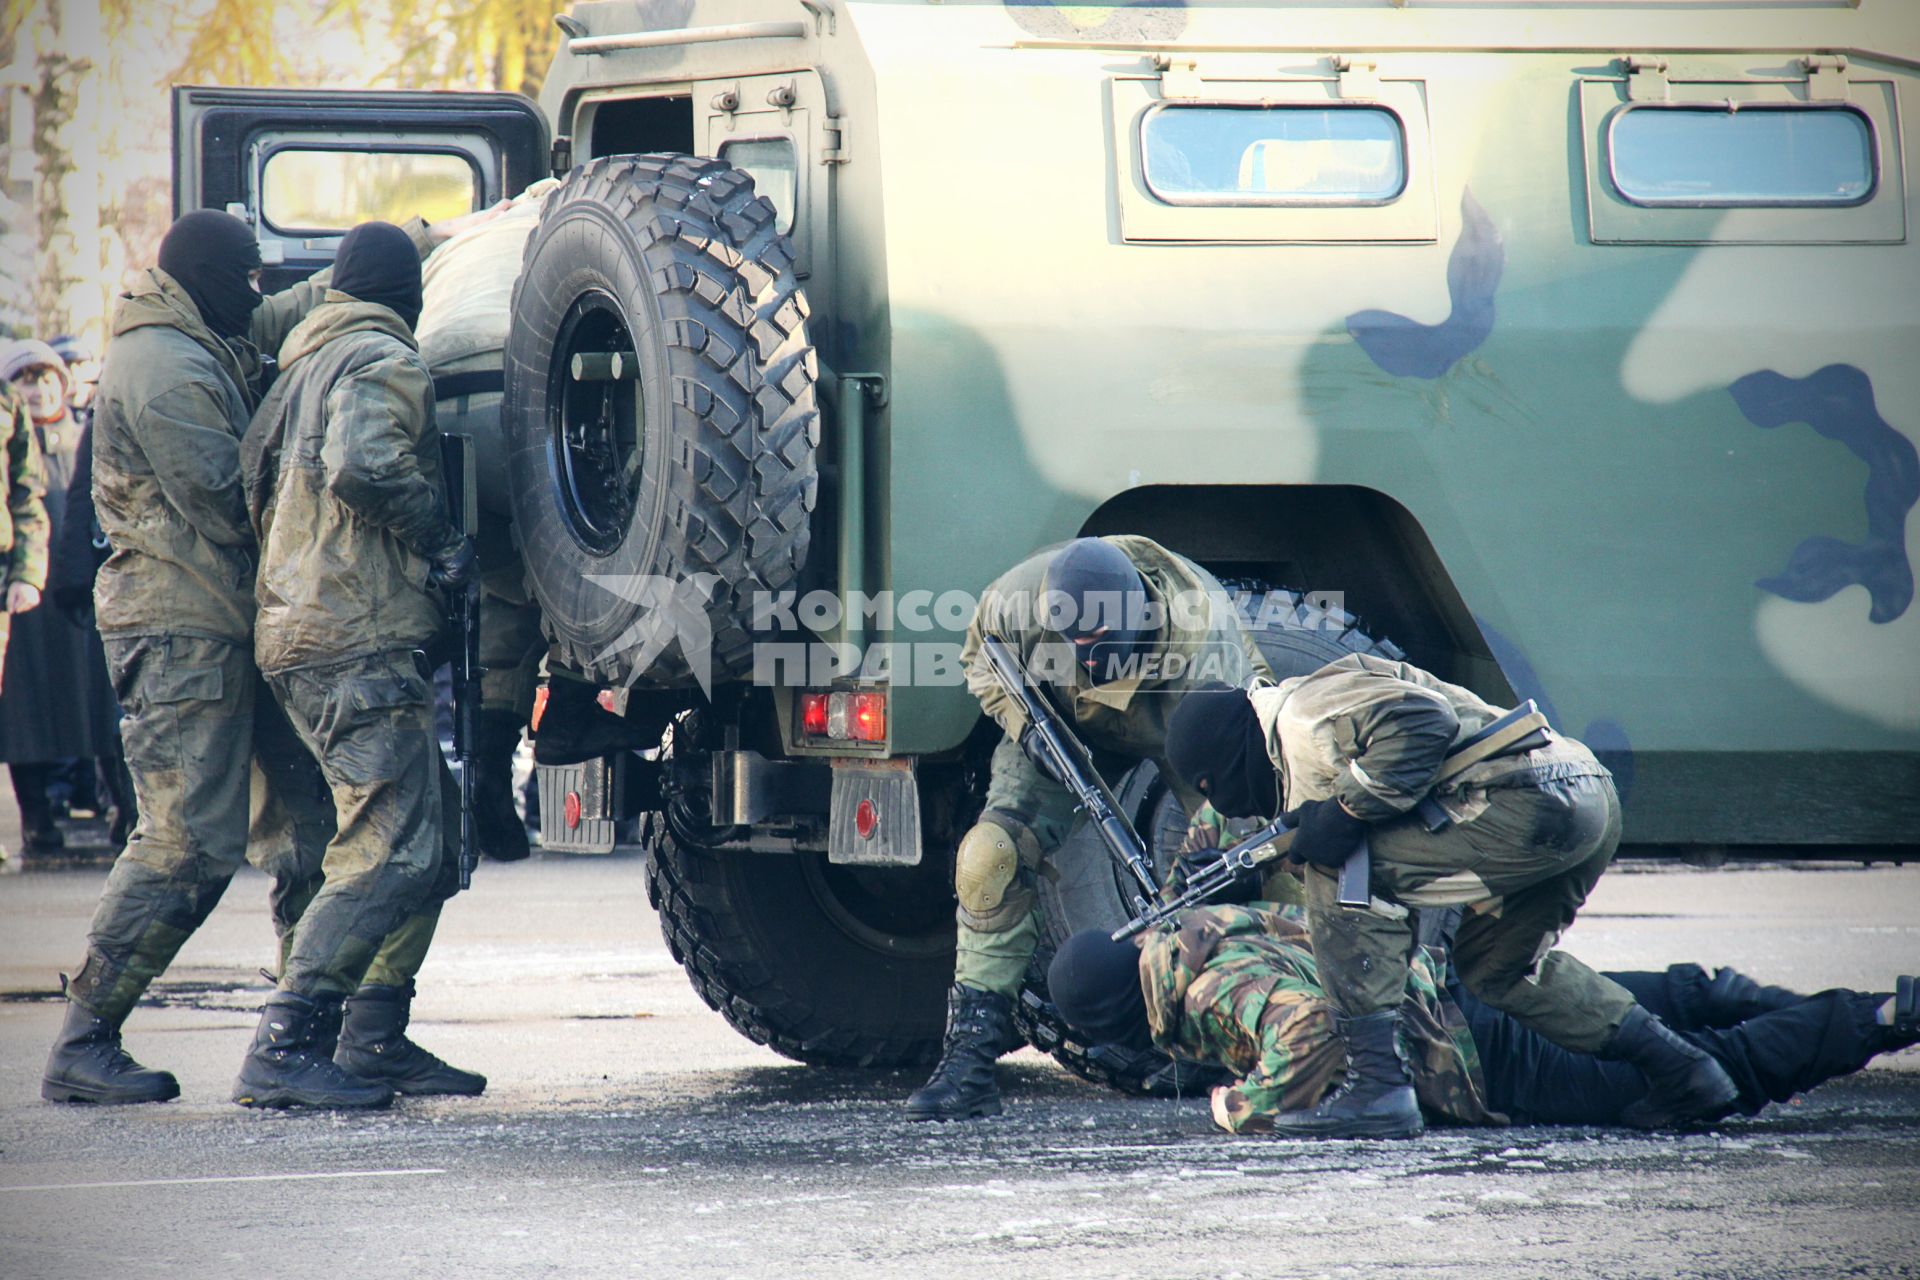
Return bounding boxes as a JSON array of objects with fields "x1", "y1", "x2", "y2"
[
  {"x1": 1047, "y1": 903, "x2": 1919, "y2": 1133},
  {"x1": 1152, "y1": 660, "x2": 1746, "y2": 1137},
  {"x1": 907, "y1": 535, "x2": 1272, "y2": 1121},
  {"x1": 41, "y1": 208, "x2": 487, "y2": 1109}
]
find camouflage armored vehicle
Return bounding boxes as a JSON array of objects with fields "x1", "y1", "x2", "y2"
[{"x1": 172, "y1": 0, "x2": 1920, "y2": 1074}]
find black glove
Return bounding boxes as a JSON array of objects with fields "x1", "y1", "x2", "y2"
[
  {"x1": 1018, "y1": 724, "x2": 1067, "y2": 786},
  {"x1": 1285, "y1": 797, "x2": 1369, "y2": 868},
  {"x1": 427, "y1": 535, "x2": 478, "y2": 590}
]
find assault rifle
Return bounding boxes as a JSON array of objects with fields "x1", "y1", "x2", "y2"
[
  {"x1": 1114, "y1": 698, "x2": 1551, "y2": 940},
  {"x1": 440, "y1": 432, "x2": 483, "y2": 892},
  {"x1": 978, "y1": 636, "x2": 1160, "y2": 917}
]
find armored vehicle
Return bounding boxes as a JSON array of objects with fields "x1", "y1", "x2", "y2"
[{"x1": 172, "y1": 0, "x2": 1920, "y2": 1075}]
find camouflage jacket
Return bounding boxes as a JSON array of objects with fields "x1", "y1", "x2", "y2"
[
  {"x1": 1139, "y1": 903, "x2": 1505, "y2": 1133},
  {"x1": 92, "y1": 219, "x2": 431, "y2": 644},
  {"x1": 0, "y1": 383, "x2": 49, "y2": 592},
  {"x1": 245, "y1": 295, "x2": 458, "y2": 673},
  {"x1": 1252, "y1": 653, "x2": 1609, "y2": 823}
]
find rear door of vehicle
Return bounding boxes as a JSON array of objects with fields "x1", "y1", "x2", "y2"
[{"x1": 173, "y1": 87, "x2": 549, "y2": 291}]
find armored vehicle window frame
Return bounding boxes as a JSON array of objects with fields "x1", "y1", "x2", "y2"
[
  {"x1": 258, "y1": 142, "x2": 482, "y2": 236},
  {"x1": 1607, "y1": 103, "x2": 1877, "y2": 209},
  {"x1": 1140, "y1": 102, "x2": 1409, "y2": 208},
  {"x1": 1111, "y1": 74, "x2": 1438, "y2": 244},
  {"x1": 1579, "y1": 72, "x2": 1906, "y2": 246}
]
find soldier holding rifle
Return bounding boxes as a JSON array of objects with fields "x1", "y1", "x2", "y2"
[
  {"x1": 907, "y1": 535, "x2": 1270, "y2": 1122},
  {"x1": 1161, "y1": 659, "x2": 1741, "y2": 1137}
]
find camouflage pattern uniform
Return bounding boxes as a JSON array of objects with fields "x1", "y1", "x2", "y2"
[
  {"x1": 0, "y1": 382, "x2": 50, "y2": 683},
  {"x1": 71, "y1": 225, "x2": 438, "y2": 1024},
  {"x1": 953, "y1": 536, "x2": 1272, "y2": 997},
  {"x1": 1253, "y1": 653, "x2": 1635, "y2": 1055},
  {"x1": 1139, "y1": 902, "x2": 1503, "y2": 1133},
  {"x1": 246, "y1": 294, "x2": 463, "y2": 999}
]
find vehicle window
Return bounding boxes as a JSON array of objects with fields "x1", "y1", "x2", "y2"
[
  {"x1": 260, "y1": 148, "x2": 477, "y2": 232},
  {"x1": 718, "y1": 139, "x2": 797, "y2": 235},
  {"x1": 1142, "y1": 105, "x2": 1405, "y2": 205},
  {"x1": 1609, "y1": 106, "x2": 1875, "y2": 207}
]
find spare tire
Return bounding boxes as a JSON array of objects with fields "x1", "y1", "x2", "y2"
[
  {"x1": 504, "y1": 153, "x2": 818, "y2": 686},
  {"x1": 1013, "y1": 586, "x2": 1405, "y2": 1096}
]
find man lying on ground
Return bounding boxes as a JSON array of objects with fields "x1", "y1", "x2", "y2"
[{"x1": 1047, "y1": 903, "x2": 1918, "y2": 1134}]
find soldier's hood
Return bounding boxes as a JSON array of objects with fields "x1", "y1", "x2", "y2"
[
  {"x1": 112, "y1": 269, "x2": 253, "y2": 395},
  {"x1": 278, "y1": 293, "x2": 420, "y2": 368}
]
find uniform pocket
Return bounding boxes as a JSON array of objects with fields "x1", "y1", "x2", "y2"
[{"x1": 149, "y1": 663, "x2": 224, "y2": 704}]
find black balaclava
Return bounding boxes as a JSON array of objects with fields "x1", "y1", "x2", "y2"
[
  {"x1": 1042, "y1": 537, "x2": 1154, "y2": 685},
  {"x1": 329, "y1": 221, "x2": 423, "y2": 330},
  {"x1": 1048, "y1": 928, "x2": 1152, "y2": 1051},
  {"x1": 1166, "y1": 686, "x2": 1281, "y2": 819},
  {"x1": 157, "y1": 209, "x2": 264, "y2": 339}
]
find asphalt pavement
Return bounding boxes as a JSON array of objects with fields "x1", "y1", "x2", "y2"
[{"x1": 0, "y1": 829, "x2": 1915, "y2": 1280}]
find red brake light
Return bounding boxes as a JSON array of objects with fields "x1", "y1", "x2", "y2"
[{"x1": 801, "y1": 692, "x2": 830, "y2": 737}]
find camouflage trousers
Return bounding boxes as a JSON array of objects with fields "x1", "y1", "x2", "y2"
[
  {"x1": 70, "y1": 635, "x2": 449, "y2": 1023},
  {"x1": 1305, "y1": 770, "x2": 1637, "y2": 1056},
  {"x1": 267, "y1": 649, "x2": 459, "y2": 999}
]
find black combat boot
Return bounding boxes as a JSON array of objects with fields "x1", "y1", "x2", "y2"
[
  {"x1": 532, "y1": 679, "x2": 658, "y2": 766},
  {"x1": 1885, "y1": 976, "x2": 1920, "y2": 1049},
  {"x1": 41, "y1": 1000, "x2": 180, "y2": 1104},
  {"x1": 1702, "y1": 967, "x2": 1803, "y2": 1024},
  {"x1": 474, "y1": 710, "x2": 531, "y2": 862},
  {"x1": 1605, "y1": 1004, "x2": 1740, "y2": 1129},
  {"x1": 233, "y1": 991, "x2": 394, "y2": 1109},
  {"x1": 1270, "y1": 1010, "x2": 1425, "y2": 1139},
  {"x1": 336, "y1": 980, "x2": 486, "y2": 1096},
  {"x1": 904, "y1": 985, "x2": 1019, "y2": 1121}
]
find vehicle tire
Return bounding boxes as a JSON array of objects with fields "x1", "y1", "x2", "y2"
[
  {"x1": 1013, "y1": 587, "x2": 1404, "y2": 1096},
  {"x1": 643, "y1": 724, "x2": 957, "y2": 1068},
  {"x1": 504, "y1": 153, "x2": 818, "y2": 686}
]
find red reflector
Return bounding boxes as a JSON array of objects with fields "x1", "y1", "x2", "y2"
[
  {"x1": 855, "y1": 798, "x2": 879, "y2": 839},
  {"x1": 596, "y1": 689, "x2": 618, "y2": 714},
  {"x1": 801, "y1": 692, "x2": 830, "y2": 737},
  {"x1": 849, "y1": 692, "x2": 886, "y2": 743},
  {"x1": 530, "y1": 684, "x2": 551, "y2": 733},
  {"x1": 564, "y1": 791, "x2": 582, "y2": 829}
]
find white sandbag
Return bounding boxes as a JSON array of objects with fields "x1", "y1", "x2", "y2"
[{"x1": 417, "y1": 177, "x2": 559, "y2": 373}]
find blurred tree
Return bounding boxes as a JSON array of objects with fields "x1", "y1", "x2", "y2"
[{"x1": 342, "y1": 0, "x2": 566, "y2": 98}]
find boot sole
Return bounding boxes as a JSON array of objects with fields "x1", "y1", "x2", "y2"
[
  {"x1": 1619, "y1": 1072, "x2": 1741, "y2": 1130},
  {"x1": 903, "y1": 1096, "x2": 1004, "y2": 1122},
  {"x1": 41, "y1": 1078, "x2": 179, "y2": 1105},
  {"x1": 232, "y1": 1086, "x2": 394, "y2": 1110}
]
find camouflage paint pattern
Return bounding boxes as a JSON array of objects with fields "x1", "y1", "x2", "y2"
[{"x1": 537, "y1": 0, "x2": 1919, "y2": 845}]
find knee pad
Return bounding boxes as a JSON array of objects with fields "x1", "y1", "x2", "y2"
[{"x1": 955, "y1": 811, "x2": 1042, "y2": 933}]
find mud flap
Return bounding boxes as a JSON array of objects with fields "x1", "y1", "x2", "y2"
[
  {"x1": 829, "y1": 758, "x2": 922, "y2": 866},
  {"x1": 538, "y1": 757, "x2": 619, "y2": 854}
]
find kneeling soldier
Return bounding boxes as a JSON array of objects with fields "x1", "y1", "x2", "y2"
[
  {"x1": 238, "y1": 222, "x2": 481, "y2": 1108},
  {"x1": 906, "y1": 536, "x2": 1270, "y2": 1121},
  {"x1": 1163, "y1": 659, "x2": 1739, "y2": 1137}
]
